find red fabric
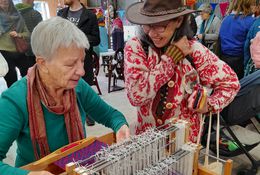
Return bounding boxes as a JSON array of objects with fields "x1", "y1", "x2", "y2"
[
  {"x1": 27, "y1": 65, "x2": 84, "y2": 159},
  {"x1": 113, "y1": 17, "x2": 123, "y2": 30},
  {"x1": 219, "y1": 2, "x2": 229, "y2": 17},
  {"x1": 186, "y1": 0, "x2": 196, "y2": 6},
  {"x1": 54, "y1": 140, "x2": 108, "y2": 170}
]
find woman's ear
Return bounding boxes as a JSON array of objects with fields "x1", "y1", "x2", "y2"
[
  {"x1": 176, "y1": 16, "x2": 184, "y2": 28},
  {"x1": 36, "y1": 57, "x2": 49, "y2": 73}
]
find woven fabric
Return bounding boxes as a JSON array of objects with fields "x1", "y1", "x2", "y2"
[{"x1": 54, "y1": 140, "x2": 108, "y2": 170}]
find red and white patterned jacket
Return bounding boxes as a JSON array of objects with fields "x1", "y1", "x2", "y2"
[{"x1": 124, "y1": 37, "x2": 240, "y2": 142}]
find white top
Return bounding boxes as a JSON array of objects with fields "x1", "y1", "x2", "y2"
[{"x1": 0, "y1": 52, "x2": 8, "y2": 77}]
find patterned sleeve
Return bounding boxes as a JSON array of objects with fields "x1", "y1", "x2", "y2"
[
  {"x1": 191, "y1": 41, "x2": 240, "y2": 112},
  {"x1": 124, "y1": 37, "x2": 177, "y2": 106}
]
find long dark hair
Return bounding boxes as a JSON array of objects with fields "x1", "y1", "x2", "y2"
[
  {"x1": 0, "y1": 0, "x2": 25, "y2": 34},
  {"x1": 138, "y1": 15, "x2": 195, "y2": 51}
]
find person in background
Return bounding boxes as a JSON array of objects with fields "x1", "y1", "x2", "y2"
[
  {"x1": 219, "y1": 0, "x2": 255, "y2": 79},
  {"x1": 58, "y1": 0, "x2": 100, "y2": 86},
  {"x1": 226, "y1": 0, "x2": 239, "y2": 15},
  {"x1": 250, "y1": 31, "x2": 260, "y2": 68},
  {"x1": 15, "y1": 0, "x2": 43, "y2": 68},
  {"x1": 112, "y1": 16, "x2": 124, "y2": 51},
  {"x1": 195, "y1": 13, "x2": 203, "y2": 35},
  {"x1": 124, "y1": 0, "x2": 240, "y2": 143},
  {"x1": 58, "y1": 0, "x2": 100, "y2": 126},
  {"x1": 244, "y1": 22, "x2": 260, "y2": 76},
  {"x1": 0, "y1": 17, "x2": 129, "y2": 175},
  {"x1": 0, "y1": 0, "x2": 30, "y2": 87},
  {"x1": 188, "y1": 13, "x2": 197, "y2": 36},
  {"x1": 196, "y1": 3, "x2": 221, "y2": 52},
  {"x1": 251, "y1": 0, "x2": 260, "y2": 17},
  {"x1": 244, "y1": 1, "x2": 260, "y2": 76}
]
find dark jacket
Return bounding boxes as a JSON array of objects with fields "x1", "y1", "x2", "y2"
[
  {"x1": 58, "y1": 5, "x2": 100, "y2": 49},
  {"x1": 58, "y1": 5, "x2": 100, "y2": 85}
]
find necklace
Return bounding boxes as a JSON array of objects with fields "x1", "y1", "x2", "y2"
[{"x1": 69, "y1": 4, "x2": 83, "y2": 12}]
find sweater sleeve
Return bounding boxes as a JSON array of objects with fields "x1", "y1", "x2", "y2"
[
  {"x1": 124, "y1": 37, "x2": 179, "y2": 107},
  {"x1": 0, "y1": 92, "x2": 29, "y2": 175},
  {"x1": 191, "y1": 41, "x2": 240, "y2": 112},
  {"x1": 19, "y1": 25, "x2": 30, "y2": 41},
  {"x1": 77, "y1": 79, "x2": 128, "y2": 133}
]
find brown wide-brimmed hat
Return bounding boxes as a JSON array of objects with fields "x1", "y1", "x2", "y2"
[{"x1": 126, "y1": 0, "x2": 197, "y2": 25}]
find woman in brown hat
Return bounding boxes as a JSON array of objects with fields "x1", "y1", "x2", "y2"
[{"x1": 124, "y1": 0, "x2": 240, "y2": 142}]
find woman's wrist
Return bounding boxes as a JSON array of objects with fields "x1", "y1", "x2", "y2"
[{"x1": 165, "y1": 44, "x2": 185, "y2": 64}]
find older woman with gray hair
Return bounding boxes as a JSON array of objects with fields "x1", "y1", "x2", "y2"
[
  {"x1": 196, "y1": 3, "x2": 221, "y2": 51},
  {"x1": 0, "y1": 17, "x2": 129, "y2": 175}
]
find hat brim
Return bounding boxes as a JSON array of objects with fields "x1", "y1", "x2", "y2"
[{"x1": 126, "y1": 2, "x2": 197, "y2": 25}]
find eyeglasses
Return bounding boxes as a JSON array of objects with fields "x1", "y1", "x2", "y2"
[{"x1": 142, "y1": 21, "x2": 170, "y2": 33}]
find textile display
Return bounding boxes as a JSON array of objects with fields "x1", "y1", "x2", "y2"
[
  {"x1": 93, "y1": 26, "x2": 108, "y2": 56},
  {"x1": 92, "y1": 8, "x2": 105, "y2": 27}
]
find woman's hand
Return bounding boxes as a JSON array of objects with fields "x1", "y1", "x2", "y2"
[
  {"x1": 174, "y1": 36, "x2": 193, "y2": 56},
  {"x1": 116, "y1": 124, "x2": 130, "y2": 143},
  {"x1": 28, "y1": 171, "x2": 54, "y2": 175},
  {"x1": 9, "y1": 31, "x2": 18, "y2": 38},
  {"x1": 196, "y1": 34, "x2": 203, "y2": 40}
]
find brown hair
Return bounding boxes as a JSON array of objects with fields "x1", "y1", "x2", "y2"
[{"x1": 233, "y1": 0, "x2": 255, "y2": 16}]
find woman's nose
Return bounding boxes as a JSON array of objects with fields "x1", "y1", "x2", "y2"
[{"x1": 76, "y1": 61, "x2": 85, "y2": 77}]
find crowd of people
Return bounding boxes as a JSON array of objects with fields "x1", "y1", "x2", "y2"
[{"x1": 0, "y1": 0, "x2": 260, "y2": 174}]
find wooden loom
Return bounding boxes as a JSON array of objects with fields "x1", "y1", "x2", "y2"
[{"x1": 22, "y1": 120, "x2": 233, "y2": 175}]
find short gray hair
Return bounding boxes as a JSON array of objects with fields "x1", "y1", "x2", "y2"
[
  {"x1": 198, "y1": 3, "x2": 212, "y2": 14},
  {"x1": 31, "y1": 16, "x2": 90, "y2": 59}
]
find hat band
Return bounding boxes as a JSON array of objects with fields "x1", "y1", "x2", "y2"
[{"x1": 140, "y1": 7, "x2": 186, "y2": 16}]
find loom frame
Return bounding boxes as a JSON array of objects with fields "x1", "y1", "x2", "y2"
[{"x1": 22, "y1": 132, "x2": 233, "y2": 175}]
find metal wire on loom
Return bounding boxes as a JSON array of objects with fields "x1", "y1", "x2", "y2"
[
  {"x1": 136, "y1": 143, "x2": 197, "y2": 175},
  {"x1": 68, "y1": 120, "x2": 196, "y2": 175}
]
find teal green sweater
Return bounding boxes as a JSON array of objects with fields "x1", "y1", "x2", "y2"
[{"x1": 0, "y1": 77, "x2": 128, "y2": 175}]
